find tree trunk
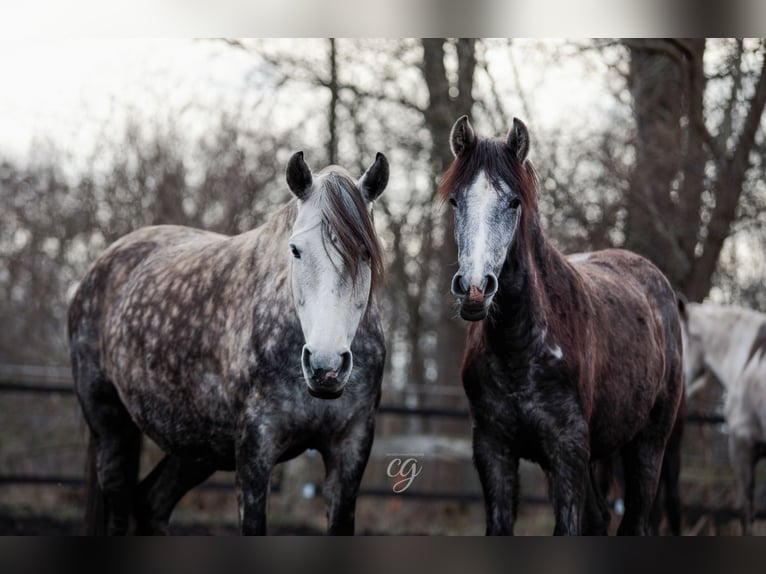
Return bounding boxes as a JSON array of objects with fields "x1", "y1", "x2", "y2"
[
  {"x1": 421, "y1": 38, "x2": 476, "y2": 389},
  {"x1": 623, "y1": 41, "x2": 687, "y2": 286},
  {"x1": 683, "y1": 48, "x2": 766, "y2": 300},
  {"x1": 327, "y1": 38, "x2": 339, "y2": 165},
  {"x1": 623, "y1": 39, "x2": 766, "y2": 301}
]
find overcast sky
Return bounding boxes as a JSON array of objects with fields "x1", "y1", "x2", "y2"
[
  {"x1": 0, "y1": 38, "x2": 762, "y2": 300},
  {"x1": 0, "y1": 39, "x2": 259, "y2": 161},
  {"x1": 0, "y1": 38, "x2": 621, "y2": 164}
]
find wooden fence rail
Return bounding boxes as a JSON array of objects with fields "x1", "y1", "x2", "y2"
[{"x1": 2, "y1": 377, "x2": 756, "y2": 531}]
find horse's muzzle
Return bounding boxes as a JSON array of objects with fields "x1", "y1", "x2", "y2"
[
  {"x1": 452, "y1": 273, "x2": 497, "y2": 321},
  {"x1": 301, "y1": 346, "x2": 352, "y2": 399}
]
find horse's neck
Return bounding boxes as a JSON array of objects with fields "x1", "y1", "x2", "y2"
[
  {"x1": 235, "y1": 200, "x2": 297, "y2": 308},
  {"x1": 492, "y1": 215, "x2": 573, "y2": 355},
  {"x1": 698, "y1": 306, "x2": 762, "y2": 388},
  {"x1": 243, "y1": 199, "x2": 296, "y2": 254}
]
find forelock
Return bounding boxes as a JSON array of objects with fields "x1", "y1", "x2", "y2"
[
  {"x1": 315, "y1": 170, "x2": 385, "y2": 291},
  {"x1": 439, "y1": 138, "x2": 538, "y2": 210}
]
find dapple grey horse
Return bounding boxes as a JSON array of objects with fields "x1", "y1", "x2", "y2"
[{"x1": 69, "y1": 151, "x2": 389, "y2": 535}]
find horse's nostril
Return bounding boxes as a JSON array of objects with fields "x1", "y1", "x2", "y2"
[
  {"x1": 451, "y1": 274, "x2": 468, "y2": 297},
  {"x1": 484, "y1": 274, "x2": 498, "y2": 297},
  {"x1": 341, "y1": 351, "x2": 352, "y2": 369}
]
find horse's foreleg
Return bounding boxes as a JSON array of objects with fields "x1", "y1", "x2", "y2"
[
  {"x1": 235, "y1": 429, "x2": 277, "y2": 535},
  {"x1": 322, "y1": 421, "x2": 375, "y2": 535},
  {"x1": 473, "y1": 429, "x2": 519, "y2": 535},
  {"x1": 582, "y1": 463, "x2": 611, "y2": 535},
  {"x1": 729, "y1": 434, "x2": 756, "y2": 536},
  {"x1": 549, "y1": 445, "x2": 589, "y2": 536},
  {"x1": 134, "y1": 455, "x2": 217, "y2": 534}
]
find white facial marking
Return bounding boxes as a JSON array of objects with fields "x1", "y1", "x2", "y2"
[
  {"x1": 550, "y1": 345, "x2": 563, "y2": 360},
  {"x1": 464, "y1": 171, "x2": 495, "y2": 287}
]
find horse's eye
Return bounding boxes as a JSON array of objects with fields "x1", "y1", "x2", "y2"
[
  {"x1": 290, "y1": 244, "x2": 301, "y2": 259},
  {"x1": 509, "y1": 197, "x2": 521, "y2": 209},
  {"x1": 449, "y1": 197, "x2": 458, "y2": 207}
]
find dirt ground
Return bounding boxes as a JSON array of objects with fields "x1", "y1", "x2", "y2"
[{"x1": 0, "y1": 513, "x2": 326, "y2": 535}]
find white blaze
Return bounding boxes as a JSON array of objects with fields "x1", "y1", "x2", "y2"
[
  {"x1": 290, "y1": 187, "x2": 371, "y2": 370},
  {"x1": 464, "y1": 171, "x2": 495, "y2": 288}
]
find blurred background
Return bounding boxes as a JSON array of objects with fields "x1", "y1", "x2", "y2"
[{"x1": 1, "y1": 38, "x2": 765, "y2": 535}]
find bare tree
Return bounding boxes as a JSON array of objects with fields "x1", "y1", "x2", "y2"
[
  {"x1": 421, "y1": 38, "x2": 477, "y2": 388},
  {"x1": 623, "y1": 38, "x2": 766, "y2": 300},
  {"x1": 0, "y1": 111, "x2": 289, "y2": 366}
]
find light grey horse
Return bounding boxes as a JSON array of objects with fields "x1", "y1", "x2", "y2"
[
  {"x1": 678, "y1": 296, "x2": 766, "y2": 535},
  {"x1": 69, "y1": 151, "x2": 389, "y2": 535}
]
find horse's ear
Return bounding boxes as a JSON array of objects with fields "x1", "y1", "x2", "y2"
[
  {"x1": 359, "y1": 152, "x2": 389, "y2": 202},
  {"x1": 286, "y1": 151, "x2": 313, "y2": 199},
  {"x1": 506, "y1": 117, "x2": 530, "y2": 164},
  {"x1": 450, "y1": 115, "x2": 476, "y2": 157},
  {"x1": 677, "y1": 291, "x2": 689, "y2": 319}
]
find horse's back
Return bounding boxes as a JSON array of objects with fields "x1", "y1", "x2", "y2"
[
  {"x1": 68, "y1": 225, "x2": 227, "y2": 344},
  {"x1": 569, "y1": 249, "x2": 680, "y2": 335},
  {"x1": 569, "y1": 248, "x2": 674, "y2": 302}
]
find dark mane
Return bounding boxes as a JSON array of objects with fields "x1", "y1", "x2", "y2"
[
  {"x1": 438, "y1": 138, "x2": 539, "y2": 211},
  {"x1": 316, "y1": 168, "x2": 385, "y2": 291}
]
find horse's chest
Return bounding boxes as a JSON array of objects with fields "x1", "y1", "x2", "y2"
[
  {"x1": 511, "y1": 391, "x2": 572, "y2": 458},
  {"x1": 466, "y1": 358, "x2": 582, "y2": 464}
]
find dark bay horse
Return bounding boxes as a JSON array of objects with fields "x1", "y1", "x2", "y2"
[
  {"x1": 441, "y1": 116, "x2": 684, "y2": 535},
  {"x1": 68, "y1": 151, "x2": 389, "y2": 535}
]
